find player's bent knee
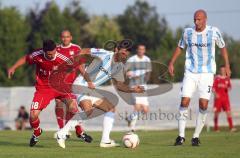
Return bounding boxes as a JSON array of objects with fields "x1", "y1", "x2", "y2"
[
  {"x1": 93, "y1": 98, "x2": 115, "y2": 112},
  {"x1": 199, "y1": 98, "x2": 209, "y2": 110},
  {"x1": 143, "y1": 106, "x2": 149, "y2": 114},
  {"x1": 66, "y1": 100, "x2": 78, "y2": 113},
  {"x1": 55, "y1": 102, "x2": 64, "y2": 109},
  {"x1": 134, "y1": 104, "x2": 142, "y2": 111},
  {"x1": 30, "y1": 110, "x2": 40, "y2": 120},
  {"x1": 181, "y1": 97, "x2": 190, "y2": 107},
  {"x1": 80, "y1": 100, "x2": 93, "y2": 116},
  {"x1": 80, "y1": 100, "x2": 92, "y2": 110}
]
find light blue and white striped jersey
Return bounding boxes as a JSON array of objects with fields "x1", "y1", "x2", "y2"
[
  {"x1": 73, "y1": 48, "x2": 125, "y2": 87},
  {"x1": 126, "y1": 54, "x2": 152, "y2": 86},
  {"x1": 178, "y1": 25, "x2": 225, "y2": 74}
]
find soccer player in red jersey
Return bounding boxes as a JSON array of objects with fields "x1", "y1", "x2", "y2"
[
  {"x1": 54, "y1": 30, "x2": 93, "y2": 141},
  {"x1": 54, "y1": 31, "x2": 80, "y2": 129},
  {"x1": 8, "y1": 40, "x2": 92, "y2": 147},
  {"x1": 213, "y1": 65, "x2": 236, "y2": 132}
]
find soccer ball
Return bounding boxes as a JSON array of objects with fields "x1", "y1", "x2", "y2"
[{"x1": 122, "y1": 132, "x2": 140, "y2": 148}]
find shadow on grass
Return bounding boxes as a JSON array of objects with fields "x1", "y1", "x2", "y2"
[{"x1": 0, "y1": 141, "x2": 44, "y2": 148}]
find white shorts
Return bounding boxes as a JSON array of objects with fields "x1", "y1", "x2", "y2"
[
  {"x1": 181, "y1": 71, "x2": 214, "y2": 100},
  {"x1": 130, "y1": 84, "x2": 149, "y2": 106},
  {"x1": 131, "y1": 88, "x2": 149, "y2": 106},
  {"x1": 76, "y1": 94, "x2": 102, "y2": 105},
  {"x1": 73, "y1": 76, "x2": 103, "y2": 105},
  {"x1": 134, "y1": 96, "x2": 149, "y2": 106}
]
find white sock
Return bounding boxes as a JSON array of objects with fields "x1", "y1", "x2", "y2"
[
  {"x1": 58, "y1": 120, "x2": 79, "y2": 138},
  {"x1": 178, "y1": 106, "x2": 188, "y2": 138},
  {"x1": 101, "y1": 112, "x2": 115, "y2": 143},
  {"x1": 193, "y1": 108, "x2": 208, "y2": 138},
  {"x1": 128, "y1": 111, "x2": 138, "y2": 120},
  {"x1": 128, "y1": 111, "x2": 139, "y2": 131}
]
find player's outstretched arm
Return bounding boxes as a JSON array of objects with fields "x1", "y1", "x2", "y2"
[
  {"x1": 78, "y1": 64, "x2": 95, "y2": 89},
  {"x1": 112, "y1": 79, "x2": 145, "y2": 93},
  {"x1": 80, "y1": 48, "x2": 91, "y2": 55},
  {"x1": 220, "y1": 47, "x2": 231, "y2": 77},
  {"x1": 8, "y1": 55, "x2": 27, "y2": 79},
  {"x1": 73, "y1": 48, "x2": 92, "y2": 62},
  {"x1": 74, "y1": 48, "x2": 98, "y2": 64},
  {"x1": 168, "y1": 47, "x2": 182, "y2": 77}
]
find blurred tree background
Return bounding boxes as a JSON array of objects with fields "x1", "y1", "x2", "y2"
[{"x1": 0, "y1": 0, "x2": 239, "y2": 86}]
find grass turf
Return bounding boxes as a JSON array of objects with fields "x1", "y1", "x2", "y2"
[{"x1": 0, "y1": 128, "x2": 239, "y2": 158}]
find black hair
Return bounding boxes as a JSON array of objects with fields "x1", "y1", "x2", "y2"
[
  {"x1": 43, "y1": 39, "x2": 56, "y2": 52},
  {"x1": 20, "y1": 106, "x2": 25, "y2": 110},
  {"x1": 117, "y1": 39, "x2": 133, "y2": 51}
]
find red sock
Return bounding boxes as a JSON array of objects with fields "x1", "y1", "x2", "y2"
[
  {"x1": 227, "y1": 117, "x2": 234, "y2": 129},
  {"x1": 30, "y1": 118, "x2": 41, "y2": 136},
  {"x1": 55, "y1": 107, "x2": 64, "y2": 128},
  {"x1": 65, "y1": 111, "x2": 75, "y2": 124},
  {"x1": 214, "y1": 117, "x2": 219, "y2": 131},
  {"x1": 75, "y1": 125, "x2": 83, "y2": 136},
  {"x1": 65, "y1": 107, "x2": 79, "y2": 124},
  {"x1": 65, "y1": 110, "x2": 83, "y2": 136}
]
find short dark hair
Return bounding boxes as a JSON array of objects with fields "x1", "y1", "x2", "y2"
[
  {"x1": 137, "y1": 44, "x2": 146, "y2": 49},
  {"x1": 115, "y1": 39, "x2": 132, "y2": 50},
  {"x1": 20, "y1": 106, "x2": 25, "y2": 110},
  {"x1": 43, "y1": 39, "x2": 56, "y2": 52},
  {"x1": 61, "y1": 29, "x2": 72, "y2": 36}
]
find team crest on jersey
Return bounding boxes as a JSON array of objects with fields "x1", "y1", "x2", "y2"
[
  {"x1": 70, "y1": 51, "x2": 74, "y2": 56},
  {"x1": 53, "y1": 66, "x2": 58, "y2": 70}
]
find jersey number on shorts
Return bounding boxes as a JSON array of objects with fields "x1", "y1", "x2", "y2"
[
  {"x1": 207, "y1": 86, "x2": 211, "y2": 93},
  {"x1": 31, "y1": 102, "x2": 39, "y2": 110}
]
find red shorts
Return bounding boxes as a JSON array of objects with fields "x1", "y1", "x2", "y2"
[
  {"x1": 214, "y1": 98, "x2": 231, "y2": 112},
  {"x1": 31, "y1": 88, "x2": 75, "y2": 111}
]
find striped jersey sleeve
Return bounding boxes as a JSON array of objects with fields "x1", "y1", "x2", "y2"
[
  {"x1": 26, "y1": 49, "x2": 43, "y2": 64},
  {"x1": 178, "y1": 29, "x2": 186, "y2": 49},
  {"x1": 214, "y1": 27, "x2": 225, "y2": 48}
]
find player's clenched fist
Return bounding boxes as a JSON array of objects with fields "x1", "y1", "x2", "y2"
[
  {"x1": 87, "y1": 82, "x2": 95, "y2": 89},
  {"x1": 132, "y1": 85, "x2": 145, "y2": 93},
  {"x1": 168, "y1": 62, "x2": 174, "y2": 77},
  {"x1": 8, "y1": 67, "x2": 16, "y2": 79}
]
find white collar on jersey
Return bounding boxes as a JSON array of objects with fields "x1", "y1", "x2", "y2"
[
  {"x1": 136, "y1": 54, "x2": 145, "y2": 59},
  {"x1": 60, "y1": 43, "x2": 72, "y2": 48},
  {"x1": 43, "y1": 52, "x2": 58, "y2": 61}
]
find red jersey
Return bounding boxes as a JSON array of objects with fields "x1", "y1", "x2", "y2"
[
  {"x1": 26, "y1": 49, "x2": 73, "y2": 89},
  {"x1": 56, "y1": 43, "x2": 81, "y2": 83},
  {"x1": 213, "y1": 75, "x2": 231, "y2": 97}
]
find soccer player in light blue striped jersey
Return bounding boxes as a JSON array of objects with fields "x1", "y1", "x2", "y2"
[
  {"x1": 168, "y1": 9, "x2": 231, "y2": 146},
  {"x1": 125, "y1": 44, "x2": 152, "y2": 132},
  {"x1": 56, "y1": 46, "x2": 145, "y2": 148}
]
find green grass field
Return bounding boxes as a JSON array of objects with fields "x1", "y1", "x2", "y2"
[{"x1": 0, "y1": 128, "x2": 239, "y2": 158}]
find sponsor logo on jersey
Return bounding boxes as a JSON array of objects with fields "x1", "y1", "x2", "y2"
[
  {"x1": 99, "y1": 66, "x2": 112, "y2": 78},
  {"x1": 189, "y1": 43, "x2": 211, "y2": 47}
]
